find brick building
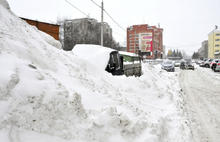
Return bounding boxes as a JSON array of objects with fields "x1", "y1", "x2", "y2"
[
  {"x1": 127, "y1": 24, "x2": 163, "y2": 59},
  {"x1": 21, "y1": 18, "x2": 60, "y2": 40}
]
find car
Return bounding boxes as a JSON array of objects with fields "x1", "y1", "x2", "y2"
[
  {"x1": 180, "y1": 61, "x2": 194, "y2": 70},
  {"x1": 215, "y1": 62, "x2": 220, "y2": 72},
  {"x1": 174, "y1": 60, "x2": 181, "y2": 67},
  {"x1": 180, "y1": 61, "x2": 186, "y2": 69},
  {"x1": 204, "y1": 58, "x2": 213, "y2": 68},
  {"x1": 161, "y1": 60, "x2": 175, "y2": 72},
  {"x1": 210, "y1": 59, "x2": 220, "y2": 71},
  {"x1": 196, "y1": 60, "x2": 202, "y2": 65},
  {"x1": 185, "y1": 61, "x2": 195, "y2": 70},
  {"x1": 199, "y1": 58, "x2": 209, "y2": 67}
]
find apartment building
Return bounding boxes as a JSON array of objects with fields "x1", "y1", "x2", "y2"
[
  {"x1": 64, "y1": 18, "x2": 112, "y2": 51},
  {"x1": 198, "y1": 40, "x2": 208, "y2": 59},
  {"x1": 208, "y1": 27, "x2": 220, "y2": 58},
  {"x1": 127, "y1": 24, "x2": 163, "y2": 59}
]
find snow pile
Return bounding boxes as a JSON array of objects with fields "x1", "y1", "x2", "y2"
[{"x1": 0, "y1": 1, "x2": 191, "y2": 141}]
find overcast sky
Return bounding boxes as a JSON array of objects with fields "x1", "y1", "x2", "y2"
[{"x1": 7, "y1": 0, "x2": 220, "y2": 56}]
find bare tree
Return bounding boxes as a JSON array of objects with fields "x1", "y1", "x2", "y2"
[{"x1": 56, "y1": 16, "x2": 70, "y2": 49}]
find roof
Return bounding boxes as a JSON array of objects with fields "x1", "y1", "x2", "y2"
[
  {"x1": 119, "y1": 51, "x2": 138, "y2": 57},
  {"x1": 208, "y1": 28, "x2": 220, "y2": 36},
  {"x1": 21, "y1": 17, "x2": 60, "y2": 26}
]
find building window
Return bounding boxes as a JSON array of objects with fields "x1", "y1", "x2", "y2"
[
  {"x1": 136, "y1": 41, "x2": 139, "y2": 43},
  {"x1": 129, "y1": 35, "x2": 132, "y2": 38},
  {"x1": 136, "y1": 34, "x2": 139, "y2": 38},
  {"x1": 215, "y1": 44, "x2": 220, "y2": 47},
  {"x1": 215, "y1": 50, "x2": 219, "y2": 52},
  {"x1": 215, "y1": 39, "x2": 220, "y2": 42},
  {"x1": 129, "y1": 46, "x2": 132, "y2": 50},
  {"x1": 216, "y1": 33, "x2": 220, "y2": 36},
  {"x1": 129, "y1": 41, "x2": 131, "y2": 44}
]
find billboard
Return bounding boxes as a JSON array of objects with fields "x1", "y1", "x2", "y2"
[{"x1": 139, "y1": 33, "x2": 153, "y2": 52}]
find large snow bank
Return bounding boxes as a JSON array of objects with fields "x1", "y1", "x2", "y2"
[{"x1": 0, "y1": 0, "x2": 192, "y2": 141}]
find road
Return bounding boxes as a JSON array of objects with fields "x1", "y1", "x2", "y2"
[{"x1": 179, "y1": 67, "x2": 220, "y2": 142}]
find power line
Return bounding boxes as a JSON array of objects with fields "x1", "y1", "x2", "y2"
[
  {"x1": 113, "y1": 31, "x2": 126, "y2": 37},
  {"x1": 90, "y1": 0, "x2": 126, "y2": 32},
  {"x1": 91, "y1": 0, "x2": 101, "y2": 8},
  {"x1": 65, "y1": 0, "x2": 89, "y2": 17},
  {"x1": 103, "y1": 9, "x2": 126, "y2": 32}
]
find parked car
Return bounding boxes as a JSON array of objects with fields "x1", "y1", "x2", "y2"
[
  {"x1": 210, "y1": 59, "x2": 220, "y2": 71},
  {"x1": 174, "y1": 60, "x2": 181, "y2": 67},
  {"x1": 180, "y1": 61, "x2": 194, "y2": 70},
  {"x1": 180, "y1": 61, "x2": 186, "y2": 69},
  {"x1": 161, "y1": 60, "x2": 175, "y2": 72},
  {"x1": 204, "y1": 59, "x2": 213, "y2": 68},
  {"x1": 185, "y1": 61, "x2": 195, "y2": 70},
  {"x1": 199, "y1": 58, "x2": 209, "y2": 67},
  {"x1": 196, "y1": 60, "x2": 202, "y2": 65},
  {"x1": 215, "y1": 62, "x2": 220, "y2": 72}
]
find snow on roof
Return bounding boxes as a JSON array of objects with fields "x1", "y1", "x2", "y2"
[
  {"x1": 72, "y1": 44, "x2": 116, "y2": 70},
  {"x1": 208, "y1": 28, "x2": 220, "y2": 36},
  {"x1": 119, "y1": 51, "x2": 138, "y2": 57}
]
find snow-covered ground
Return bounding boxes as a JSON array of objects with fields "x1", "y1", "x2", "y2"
[
  {"x1": 0, "y1": 1, "x2": 192, "y2": 141},
  {"x1": 180, "y1": 66, "x2": 220, "y2": 142},
  {"x1": 1, "y1": 0, "x2": 220, "y2": 141}
]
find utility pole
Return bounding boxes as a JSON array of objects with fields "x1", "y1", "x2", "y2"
[{"x1": 101, "y1": 1, "x2": 103, "y2": 46}]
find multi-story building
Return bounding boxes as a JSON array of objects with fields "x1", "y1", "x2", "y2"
[
  {"x1": 198, "y1": 40, "x2": 208, "y2": 59},
  {"x1": 127, "y1": 24, "x2": 163, "y2": 59},
  {"x1": 208, "y1": 27, "x2": 220, "y2": 58},
  {"x1": 63, "y1": 18, "x2": 112, "y2": 51}
]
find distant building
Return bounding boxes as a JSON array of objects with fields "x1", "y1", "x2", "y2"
[
  {"x1": 63, "y1": 18, "x2": 112, "y2": 51},
  {"x1": 21, "y1": 17, "x2": 60, "y2": 40},
  {"x1": 198, "y1": 40, "x2": 208, "y2": 59},
  {"x1": 208, "y1": 26, "x2": 220, "y2": 58},
  {"x1": 127, "y1": 24, "x2": 163, "y2": 59}
]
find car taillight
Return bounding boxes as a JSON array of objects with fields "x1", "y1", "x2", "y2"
[
  {"x1": 210, "y1": 62, "x2": 212, "y2": 64},
  {"x1": 218, "y1": 63, "x2": 220, "y2": 66}
]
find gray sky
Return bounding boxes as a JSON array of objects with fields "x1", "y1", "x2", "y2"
[{"x1": 7, "y1": 0, "x2": 220, "y2": 56}]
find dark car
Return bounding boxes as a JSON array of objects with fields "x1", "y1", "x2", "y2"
[
  {"x1": 180, "y1": 61, "x2": 194, "y2": 70},
  {"x1": 180, "y1": 61, "x2": 185, "y2": 69},
  {"x1": 185, "y1": 61, "x2": 194, "y2": 70},
  {"x1": 161, "y1": 60, "x2": 175, "y2": 72}
]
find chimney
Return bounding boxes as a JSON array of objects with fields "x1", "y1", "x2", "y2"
[{"x1": 215, "y1": 25, "x2": 218, "y2": 29}]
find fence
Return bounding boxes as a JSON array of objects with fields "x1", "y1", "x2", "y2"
[{"x1": 21, "y1": 18, "x2": 60, "y2": 40}]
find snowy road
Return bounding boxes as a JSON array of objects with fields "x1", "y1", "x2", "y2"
[{"x1": 180, "y1": 67, "x2": 220, "y2": 142}]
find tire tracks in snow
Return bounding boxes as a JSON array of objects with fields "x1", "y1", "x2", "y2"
[{"x1": 180, "y1": 69, "x2": 220, "y2": 142}]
